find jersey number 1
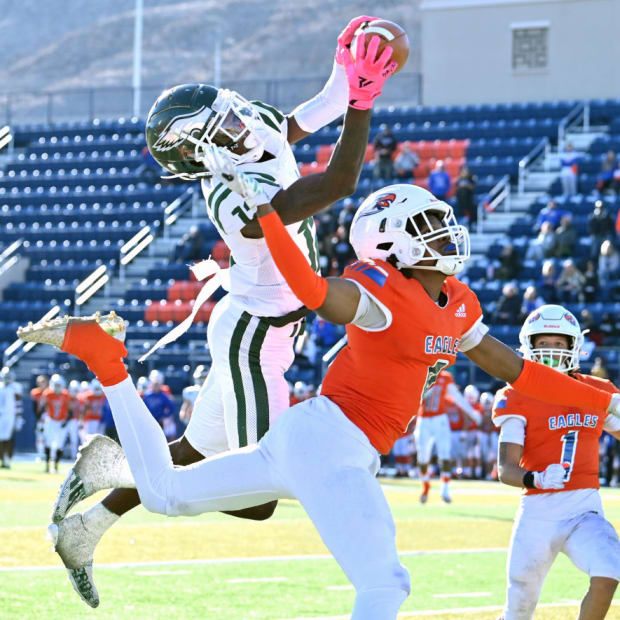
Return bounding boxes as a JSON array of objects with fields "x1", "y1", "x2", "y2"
[{"x1": 560, "y1": 430, "x2": 579, "y2": 482}]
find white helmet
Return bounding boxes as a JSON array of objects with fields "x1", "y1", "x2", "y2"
[
  {"x1": 68, "y1": 379, "x2": 80, "y2": 397},
  {"x1": 90, "y1": 378, "x2": 103, "y2": 395},
  {"x1": 79, "y1": 380, "x2": 90, "y2": 394},
  {"x1": 192, "y1": 364, "x2": 209, "y2": 385},
  {"x1": 149, "y1": 369, "x2": 164, "y2": 385},
  {"x1": 464, "y1": 384, "x2": 480, "y2": 404},
  {"x1": 519, "y1": 304, "x2": 583, "y2": 372},
  {"x1": 137, "y1": 376, "x2": 149, "y2": 392},
  {"x1": 349, "y1": 184, "x2": 470, "y2": 275},
  {"x1": 480, "y1": 392, "x2": 494, "y2": 410},
  {"x1": 50, "y1": 373, "x2": 66, "y2": 393},
  {"x1": 293, "y1": 381, "x2": 308, "y2": 400}
]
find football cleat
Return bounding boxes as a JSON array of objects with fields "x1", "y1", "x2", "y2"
[
  {"x1": 441, "y1": 486, "x2": 452, "y2": 504},
  {"x1": 17, "y1": 311, "x2": 126, "y2": 349},
  {"x1": 48, "y1": 515, "x2": 101, "y2": 608},
  {"x1": 52, "y1": 435, "x2": 134, "y2": 523}
]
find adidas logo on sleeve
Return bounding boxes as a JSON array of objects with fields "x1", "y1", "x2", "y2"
[{"x1": 455, "y1": 304, "x2": 467, "y2": 318}]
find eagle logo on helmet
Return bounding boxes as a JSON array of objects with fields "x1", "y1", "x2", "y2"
[
  {"x1": 564, "y1": 313, "x2": 577, "y2": 326},
  {"x1": 528, "y1": 312, "x2": 541, "y2": 324},
  {"x1": 359, "y1": 193, "x2": 397, "y2": 219},
  {"x1": 152, "y1": 105, "x2": 210, "y2": 152}
]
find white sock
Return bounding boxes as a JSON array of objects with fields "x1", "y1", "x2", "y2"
[
  {"x1": 352, "y1": 586, "x2": 409, "y2": 619},
  {"x1": 82, "y1": 502, "x2": 119, "y2": 536}
]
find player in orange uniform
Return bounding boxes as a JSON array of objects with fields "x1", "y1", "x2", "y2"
[
  {"x1": 20, "y1": 180, "x2": 620, "y2": 617},
  {"x1": 41, "y1": 374, "x2": 71, "y2": 473},
  {"x1": 415, "y1": 370, "x2": 481, "y2": 503},
  {"x1": 493, "y1": 305, "x2": 620, "y2": 620},
  {"x1": 30, "y1": 374, "x2": 49, "y2": 459},
  {"x1": 463, "y1": 384, "x2": 483, "y2": 479},
  {"x1": 478, "y1": 391, "x2": 497, "y2": 479},
  {"x1": 82, "y1": 379, "x2": 107, "y2": 436}
]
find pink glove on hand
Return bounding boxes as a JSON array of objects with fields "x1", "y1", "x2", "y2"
[
  {"x1": 341, "y1": 34, "x2": 397, "y2": 110},
  {"x1": 335, "y1": 15, "x2": 380, "y2": 65}
]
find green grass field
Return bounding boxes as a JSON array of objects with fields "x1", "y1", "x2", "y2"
[{"x1": 2, "y1": 461, "x2": 620, "y2": 619}]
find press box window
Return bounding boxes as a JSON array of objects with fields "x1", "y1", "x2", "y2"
[{"x1": 512, "y1": 26, "x2": 549, "y2": 71}]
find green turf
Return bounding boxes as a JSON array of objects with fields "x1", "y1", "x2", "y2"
[{"x1": 2, "y1": 461, "x2": 620, "y2": 619}]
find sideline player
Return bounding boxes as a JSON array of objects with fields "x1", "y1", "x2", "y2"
[
  {"x1": 82, "y1": 380, "x2": 107, "y2": 436},
  {"x1": 478, "y1": 391, "x2": 497, "y2": 479},
  {"x1": 41, "y1": 374, "x2": 71, "y2": 473},
  {"x1": 179, "y1": 365, "x2": 209, "y2": 425},
  {"x1": 19, "y1": 183, "x2": 620, "y2": 618},
  {"x1": 494, "y1": 304, "x2": 620, "y2": 620},
  {"x1": 415, "y1": 370, "x2": 481, "y2": 503},
  {"x1": 30, "y1": 374, "x2": 48, "y2": 459},
  {"x1": 0, "y1": 369, "x2": 16, "y2": 468},
  {"x1": 40, "y1": 16, "x2": 398, "y2": 607},
  {"x1": 463, "y1": 384, "x2": 483, "y2": 479}
]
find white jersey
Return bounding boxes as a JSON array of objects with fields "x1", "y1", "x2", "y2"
[
  {"x1": 10, "y1": 382, "x2": 23, "y2": 416},
  {"x1": 182, "y1": 385, "x2": 200, "y2": 405},
  {"x1": 201, "y1": 101, "x2": 320, "y2": 318}
]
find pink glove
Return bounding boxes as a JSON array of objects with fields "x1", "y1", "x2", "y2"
[
  {"x1": 342, "y1": 34, "x2": 397, "y2": 110},
  {"x1": 335, "y1": 15, "x2": 380, "y2": 65}
]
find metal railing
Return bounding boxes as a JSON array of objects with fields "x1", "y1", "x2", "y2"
[
  {"x1": 517, "y1": 137, "x2": 550, "y2": 195},
  {"x1": 477, "y1": 174, "x2": 511, "y2": 234},
  {"x1": 558, "y1": 102, "x2": 591, "y2": 151},
  {"x1": 0, "y1": 239, "x2": 23, "y2": 278},
  {"x1": 0, "y1": 72, "x2": 423, "y2": 126}
]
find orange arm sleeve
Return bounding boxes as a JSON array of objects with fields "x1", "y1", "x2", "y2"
[
  {"x1": 257, "y1": 210, "x2": 328, "y2": 310},
  {"x1": 511, "y1": 359, "x2": 612, "y2": 413}
]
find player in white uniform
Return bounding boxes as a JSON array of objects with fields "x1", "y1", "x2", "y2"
[
  {"x1": 0, "y1": 369, "x2": 17, "y2": 468},
  {"x1": 477, "y1": 391, "x2": 497, "y2": 479},
  {"x1": 45, "y1": 16, "x2": 396, "y2": 607},
  {"x1": 463, "y1": 384, "x2": 483, "y2": 478},
  {"x1": 494, "y1": 305, "x2": 620, "y2": 619},
  {"x1": 66, "y1": 380, "x2": 81, "y2": 459},
  {"x1": 179, "y1": 364, "x2": 209, "y2": 425}
]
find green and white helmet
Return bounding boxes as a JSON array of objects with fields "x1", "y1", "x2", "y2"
[
  {"x1": 519, "y1": 304, "x2": 584, "y2": 372},
  {"x1": 146, "y1": 83, "x2": 274, "y2": 180}
]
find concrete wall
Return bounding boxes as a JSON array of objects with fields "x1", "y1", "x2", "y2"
[{"x1": 421, "y1": 0, "x2": 620, "y2": 105}]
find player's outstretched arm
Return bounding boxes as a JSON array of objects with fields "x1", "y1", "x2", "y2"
[
  {"x1": 286, "y1": 15, "x2": 381, "y2": 144},
  {"x1": 465, "y1": 334, "x2": 614, "y2": 414}
]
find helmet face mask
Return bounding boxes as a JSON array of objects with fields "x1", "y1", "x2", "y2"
[
  {"x1": 147, "y1": 85, "x2": 270, "y2": 180},
  {"x1": 519, "y1": 305, "x2": 584, "y2": 373},
  {"x1": 349, "y1": 184, "x2": 470, "y2": 275}
]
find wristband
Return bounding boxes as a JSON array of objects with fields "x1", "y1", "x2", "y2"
[{"x1": 522, "y1": 471, "x2": 535, "y2": 489}]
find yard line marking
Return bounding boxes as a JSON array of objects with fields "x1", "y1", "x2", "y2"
[
  {"x1": 134, "y1": 569, "x2": 192, "y2": 576},
  {"x1": 228, "y1": 577, "x2": 288, "y2": 583},
  {"x1": 433, "y1": 591, "x2": 491, "y2": 598},
  {"x1": 2, "y1": 547, "x2": 509, "y2": 572}
]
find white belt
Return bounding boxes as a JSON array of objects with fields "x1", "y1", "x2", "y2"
[{"x1": 138, "y1": 259, "x2": 229, "y2": 363}]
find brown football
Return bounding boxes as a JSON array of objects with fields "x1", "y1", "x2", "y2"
[{"x1": 350, "y1": 19, "x2": 409, "y2": 75}]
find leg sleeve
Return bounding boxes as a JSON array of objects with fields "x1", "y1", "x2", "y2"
[
  {"x1": 504, "y1": 516, "x2": 559, "y2": 620},
  {"x1": 103, "y1": 378, "x2": 285, "y2": 516},
  {"x1": 564, "y1": 512, "x2": 620, "y2": 581}
]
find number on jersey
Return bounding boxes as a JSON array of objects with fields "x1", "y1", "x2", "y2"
[{"x1": 560, "y1": 430, "x2": 579, "y2": 482}]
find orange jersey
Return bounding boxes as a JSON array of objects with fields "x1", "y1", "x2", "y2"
[
  {"x1": 465, "y1": 402, "x2": 483, "y2": 431},
  {"x1": 418, "y1": 370, "x2": 454, "y2": 418},
  {"x1": 321, "y1": 259, "x2": 483, "y2": 454},
  {"x1": 43, "y1": 389, "x2": 70, "y2": 422},
  {"x1": 82, "y1": 392, "x2": 107, "y2": 422},
  {"x1": 493, "y1": 374, "x2": 619, "y2": 495},
  {"x1": 69, "y1": 396, "x2": 83, "y2": 419}
]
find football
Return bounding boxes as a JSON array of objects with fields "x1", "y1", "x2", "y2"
[{"x1": 349, "y1": 19, "x2": 410, "y2": 75}]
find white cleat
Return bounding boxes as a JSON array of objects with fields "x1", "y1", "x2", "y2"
[
  {"x1": 52, "y1": 434, "x2": 134, "y2": 523},
  {"x1": 17, "y1": 311, "x2": 126, "y2": 348},
  {"x1": 441, "y1": 487, "x2": 452, "y2": 504},
  {"x1": 48, "y1": 515, "x2": 102, "y2": 608}
]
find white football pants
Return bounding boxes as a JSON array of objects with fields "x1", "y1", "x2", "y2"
[
  {"x1": 504, "y1": 509, "x2": 620, "y2": 619},
  {"x1": 185, "y1": 295, "x2": 301, "y2": 456},
  {"x1": 43, "y1": 417, "x2": 68, "y2": 452},
  {"x1": 103, "y1": 378, "x2": 410, "y2": 619},
  {"x1": 414, "y1": 414, "x2": 451, "y2": 463}
]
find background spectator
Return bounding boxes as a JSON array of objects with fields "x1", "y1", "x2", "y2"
[
  {"x1": 393, "y1": 142, "x2": 419, "y2": 180},
  {"x1": 337, "y1": 197, "x2": 356, "y2": 232},
  {"x1": 526, "y1": 221, "x2": 557, "y2": 260},
  {"x1": 519, "y1": 285, "x2": 545, "y2": 323},
  {"x1": 556, "y1": 258, "x2": 585, "y2": 303},
  {"x1": 558, "y1": 142, "x2": 580, "y2": 196},
  {"x1": 590, "y1": 356, "x2": 610, "y2": 380},
  {"x1": 494, "y1": 243, "x2": 520, "y2": 280},
  {"x1": 538, "y1": 259, "x2": 558, "y2": 303},
  {"x1": 580, "y1": 309, "x2": 604, "y2": 346},
  {"x1": 598, "y1": 239, "x2": 620, "y2": 288},
  {"x1": 597, "y1": 150, "x2": 617, "y2": 194},
  {"x1": 372, "y1": 124, "x2": 397, "y2": 180},
  {"x1": 428, "y1": 160, "x2": 451, "y2": 200},
  {"x1": 583, "y1": 260, "x2": 599, "y2": 302},
  {"x1": 492, "y1": 282, "x2": 521, "y2": 324},
  {"x1": 553, "y1": 214, "x2": 576, "y2": 258},
  {"x1": 326, "y1": 225, "x2": 355, "y2": 273},
  {"x1": 535, "y1": 199, "x2": 567, "y2": 231},
  {"x1": 588, "y1": 200, "x2": 615, "y2": 259},
  {"x1": 455, "y1": 166, "x2": 478, "y2": 228},
  {"x1": 171, "y1": 225, "x2": 206, "y2": 263},
  {"x1": 613, "y1": 161, "x2": 620, "y2": 194}
]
